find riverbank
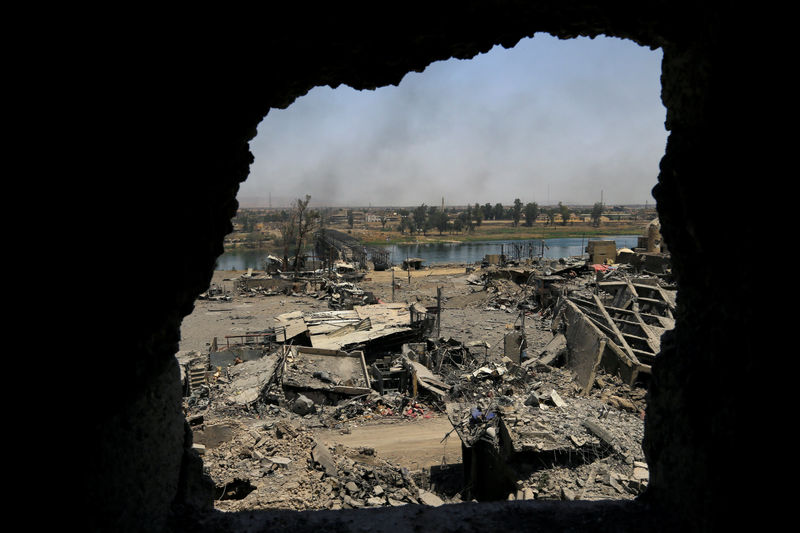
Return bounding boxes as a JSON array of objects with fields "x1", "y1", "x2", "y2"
[
  {"x1": 223, "y1": 220, "x2": 649, "y2": 253},
  {"x1": 218, "y1": 234, "x2": 641, "y2": 271},
  {"x1": 361, "y1": 221, "x2": 648, "y2": 246}
]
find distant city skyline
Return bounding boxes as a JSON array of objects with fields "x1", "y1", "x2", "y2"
[
  {"x1": 238, "y1": 34, "x2": 666, "y2": 209},
  {"x1": 234, "y1": 201, "x2": 654, "y2": 211}
]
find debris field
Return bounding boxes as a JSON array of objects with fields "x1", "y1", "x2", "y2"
[{"x1": 178, "y1": 240, "x2": 672, "y2": 511}]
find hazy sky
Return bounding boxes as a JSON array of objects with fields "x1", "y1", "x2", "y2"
[{"x1": 240, "y1": 34, "x2": 666, "y2": 209}]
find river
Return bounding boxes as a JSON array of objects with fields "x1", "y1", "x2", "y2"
[{"x1": 216, "y1": 235, "x2": 639, "y2": 271}]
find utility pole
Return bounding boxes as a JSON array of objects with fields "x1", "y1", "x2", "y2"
[{"x1": 436, "y1": 286, "x2": 442, "y2": 339}]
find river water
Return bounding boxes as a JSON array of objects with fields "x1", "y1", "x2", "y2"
[{"x1": 216, "y1": 235, "x2": 639, "y2": 271}]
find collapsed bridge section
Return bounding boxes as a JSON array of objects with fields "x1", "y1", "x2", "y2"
[{"x1": 315, "y1": 229, "x2": 391, "y2": 270}]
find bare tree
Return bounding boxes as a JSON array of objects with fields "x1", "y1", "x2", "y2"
[
  {"x1": 279, "y1": 209, "x2": 297, "y2": 271},
  {"x1": 292, "y1": 195, "x2": 319, "y2": 273}
]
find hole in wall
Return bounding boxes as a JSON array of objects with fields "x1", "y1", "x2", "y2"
[{"x1": 187, "y1": 33, "x2": 667, "y2": 511}]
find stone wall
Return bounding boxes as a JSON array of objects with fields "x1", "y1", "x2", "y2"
[{"x1": 78, "y1": 3, "x2": 761, "y2": 531}]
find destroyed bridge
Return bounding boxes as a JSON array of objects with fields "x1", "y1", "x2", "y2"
[{"x1": 315, "y1": 228, "x2": 391, "y2": 271}]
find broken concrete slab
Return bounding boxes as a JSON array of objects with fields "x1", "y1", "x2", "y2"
[
  {"x1": 418, "y1": 489, "x2": 444, "y2": 506},
  {"x1": 402, "y1": 356, "x2": 451, "y2": 401},
  {"x1": 549, "y1": 389, "x2": 566, "y2": 408},
  {"x1": 553, "y1": 295, "x2": 658, "y2": 391},
  {"x1": 633, "y1": 466, "x2": 649, "y2": 481},
  {"x1": 556, "y1": 299, "x2": 608, "y2": 394},
  {"x1": 282, "y1": 347, "x2": 372, "y2": 404},
  {"x1": 533, "y1": 332, "x2": 566, "y2": 367},
  {"x1": 269, "y1": 456, "x2": 292, "y2": 467},
  {"x1": 503, "y1": 330, "x2": 525, "y2": 364},
  {"x1": 311, "y1": 439, "x2": 337, "y2": 477},
  {"x1": 582, "y1": 418, "x2": 618, "y2": 453},
  {"x1": 223, "y1": 352, "x2": 282, "y2": 406}
]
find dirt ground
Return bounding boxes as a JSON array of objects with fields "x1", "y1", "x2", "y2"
[{"x1": 313, "y1": 415, "x2": 461, "y2": 469}]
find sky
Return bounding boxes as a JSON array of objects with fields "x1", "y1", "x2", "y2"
[{"x1": 240, "y1": 34, "x2": 666, "y2": 209}]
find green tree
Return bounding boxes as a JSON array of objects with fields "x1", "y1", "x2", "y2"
[
  {"x1": 524, "y1": 202, "x2": 539, "y2": 227},
  {"x1": 494, "y1": 203, "x2": 504, "y2": 220},
  {"x1": 512, "y1": 199, "x2": 523, "y2": 227},
  {"x1": 347, "y1": 209, "x2": 354, "y2": 229},
  {"x1": 413, "y1": 204, "x2": 428, "y2": 235},
  {"x1": 397, "y1": 209, "x2": 410, "y2": 234},
  {"x1": 558, "y1": 202, "x2": 571, "y2": 226},
  {"x1": 591, "y1": 202, "x2": 603, "y2": 227},
  {"x1": 432, "y1": 207, "x2": 448, "y2": 235},
  {"x1": 483, "y1": 203, "x2": 494, "y2": 221},
  {"x1": 473, "y1": 203, "x2": 483, "y2": 226}
]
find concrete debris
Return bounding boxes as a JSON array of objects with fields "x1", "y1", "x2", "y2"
[
  {"x1": 291, "y1": 395, "x2": 315, "y2": 415},
  {"x1": 275, "y1": 303, "x2": 433, "y2": 355},
  {"x1": 549, "y1": 389, "x2": 566, "y2": 408},
  {"x1": 550, "y1": 276, "x2": 676, "y2": 392},
  {"x1": 418, "y1": 489, "x2": 445, "y2": 506},
  {"x1": 311, "y1": 438, "x2": 338, "y2": 477},
  {"x1": 182, "y1": 245, "x2": 668, "y2": 512}
]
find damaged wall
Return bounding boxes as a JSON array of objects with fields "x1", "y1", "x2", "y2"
[{"x1": 79, "y1": 2, "x2": 762, "y2": 531}]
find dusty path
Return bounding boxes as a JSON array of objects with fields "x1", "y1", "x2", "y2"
[{"x1": 313, "y1": 416, "x2": 461, "y2": 470}]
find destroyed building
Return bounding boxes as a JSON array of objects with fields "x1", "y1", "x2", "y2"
[
  {"x1": 274, "y1": 302, "x2": 435, "y2": 357},
  {"x1": 173, "y1": 238, "x2": 684, "y2": 526},
  {"x1": 553, "y1": 277, "x2": 676, "y2": 392}
]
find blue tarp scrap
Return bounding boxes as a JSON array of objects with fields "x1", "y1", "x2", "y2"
[{"x1": 469, "y1": 407, "x2": 496, "y2": 424}]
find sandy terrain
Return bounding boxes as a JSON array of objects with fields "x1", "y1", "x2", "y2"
[{"x1": 313, "y1": 416, "x2": 461, "y2": 469}]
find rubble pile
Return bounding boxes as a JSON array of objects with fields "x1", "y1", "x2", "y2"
[
  {"x1": 323, "y1": 392, "x2": 436, "y2": 425},
  {"x1": 446, "y1": 362, "x2": 647, "y2": 502},
  {"x1": 485, "y1": 278, "x2": 524, "y2": 311},
  {"x1": 198, "y1": 283, "x2": 231, "y2": 301},
  {"x1": 196, "y1": 416, "x2": 429, "y2": 512},
  {"x1": 321, "y1": 280, "x2": 378, "y2": 310},
  {"x1": 181, "y1": 241, "x2": 672, "y2": 510},
  {"x1": 229, "y1": 264, "x2": 379, "y2": 309}
]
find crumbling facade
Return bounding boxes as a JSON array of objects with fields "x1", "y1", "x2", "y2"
[{"x1": 81, "y1": 3, "x2": 762, "y2": 532}]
